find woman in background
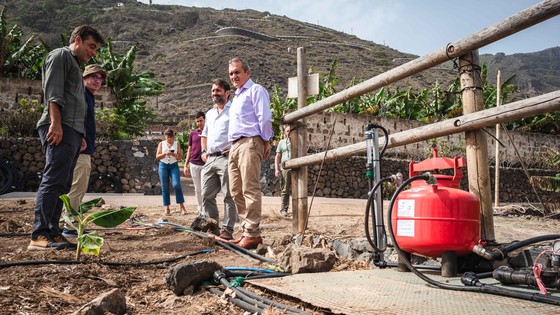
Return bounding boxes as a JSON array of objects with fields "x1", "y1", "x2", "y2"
[{"x1": 156, "y1": 129, "x2": 187, "y2": 215}]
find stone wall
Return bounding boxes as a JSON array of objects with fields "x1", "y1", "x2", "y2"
[
  {"x1": 0, "y1": 136, "x2": 557, "y2": 202},
  {"x1": 306, "y1": 113, "x2": 560, "y2": 167},
  {"x1": 0, "y1": 138, "x2": 160, "y2": 194}
]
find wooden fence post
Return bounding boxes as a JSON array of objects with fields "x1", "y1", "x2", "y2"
[
  {"x1": 459, "y1": 50, "x2": 495, "y2": 242},
  {"x1": 291, "y1": 47, "x2": 309, "y2": 234}
]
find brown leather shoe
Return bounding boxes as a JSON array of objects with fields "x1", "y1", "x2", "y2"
[
  {"x1": 218, "y1": 230, "x2": 233, "y2": 241},
  {"x1": 236, "y1": 236, "x2": 262, "y2": 249}
]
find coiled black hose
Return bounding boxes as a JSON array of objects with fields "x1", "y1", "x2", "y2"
[
  {"x1": 0, "y1": 158, "x2": 19, "y2": 195},
  {"x1": 88, "y1": 173, "x2": 123, "y2": 193},
  {"x1": 365, "y1": 176, "x2": 393, "y2": 253},
  {"x1": 388, "y1": 174, "x2": 560, "y2": 306}
]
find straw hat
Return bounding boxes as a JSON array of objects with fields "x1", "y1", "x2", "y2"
[{"x1": 83, "y1": 64, "x2": 106, "y2": 79}]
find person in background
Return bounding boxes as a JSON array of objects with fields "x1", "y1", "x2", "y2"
[
  {"x1": 274, "y1": 124, "x2": 292, "y2": 217},
  {"x1": 227, "y1": 57, "x2": 273, "y2": 249},
  {"x1": 183, "y1": 112, "x2": 206, "y2": 217},
  {"x1": 28, "y1": 25, "x2": 105, "y2": 251},
  {"x1": 156, "y1": 129, "x2": 186, "y2": 216},
  {"x1": 200, "y1": 79, "x2": 237, "y2": 240},
  {"x1": 61, "y1": 64, "x2": 106, "y2": 238}
]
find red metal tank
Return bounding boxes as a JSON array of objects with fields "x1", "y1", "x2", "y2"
[{"x1": 391, "y1": 152, "x2": 480, "y2": 258}]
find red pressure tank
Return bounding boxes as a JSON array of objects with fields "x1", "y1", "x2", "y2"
[{"x1": 391, "y1": 152, "x2": 480, "y2": 258}]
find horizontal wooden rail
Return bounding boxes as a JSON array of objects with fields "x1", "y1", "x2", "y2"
[
  {"x1": 283, "y1": 90, "x2": 560, "y2": 169},
  {"x1": 283, "y1": 0, "x2": 560, "y2": 124}
]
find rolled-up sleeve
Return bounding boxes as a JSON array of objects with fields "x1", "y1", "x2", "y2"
[{"x1": 42, "y1": 51, "x2": 67, "y2": 111}]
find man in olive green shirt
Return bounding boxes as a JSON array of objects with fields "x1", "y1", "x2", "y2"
[{"x1": 28, "y1": 25, "x2": 105, "y2": 251}]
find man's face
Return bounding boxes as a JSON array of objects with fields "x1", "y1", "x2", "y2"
[
  {"x1": 84, "y1": 73, "x2": 104, "y2": 93},
  {"x1": 228, "y1": 61, "x2": 250, "y2": 89},
  {"x1": 284, "y1": 126, "x2": 291, "y2": 137},
  {"x1": 195, "y1": 116, "x2": 205, "y2": 130},
  {"x1": 74, "y1": 36, "x2": 102, "y2": 63},
  {"x1": 211, "y1": 84, "x2": 229, "y2": 105}
]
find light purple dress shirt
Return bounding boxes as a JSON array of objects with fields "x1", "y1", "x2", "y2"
[{"x1": 228, "y1": 79, "x2": 274, "y2": 143}]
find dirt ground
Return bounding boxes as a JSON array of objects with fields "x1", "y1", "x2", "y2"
[{"x1": 0, "y1": 192, "x2": 558, "y2": 314}]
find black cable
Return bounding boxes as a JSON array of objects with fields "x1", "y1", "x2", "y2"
[
  {"x1": 387, "y1": 174, "x2": 560, "y2": 306},
  {"x1": 0, "y1": 249, "x2": 211, "y2": 269}
]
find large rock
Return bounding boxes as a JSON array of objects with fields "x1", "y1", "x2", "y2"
[
  {"x1": 71, "y1": 288, "x2": 126, "y2": 315},
  {"x1": 166, "y1": 260, "x2": 222, "y2": 295}
]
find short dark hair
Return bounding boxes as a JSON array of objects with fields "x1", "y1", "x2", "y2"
[
  {"x1": 70, "y1": 25, "x2": 105, "y2": 46},
  {"x1": 164, "y1": 129, "x2": 174, "y2": 137},
  {"x1": 195, "y1": 111, "x2": 205, "y2": 119},
  {"x1": 212, "y1": 78, "x2": 230, "y2": 92},
  {"x1": 228, "y1": 57, "x2": 250, "y2": 72}
]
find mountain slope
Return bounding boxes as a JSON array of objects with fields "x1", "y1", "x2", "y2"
[{"x1": 2, "y1": 0, "x2": 558, "y2": 117}]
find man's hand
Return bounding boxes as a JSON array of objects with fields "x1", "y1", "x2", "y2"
[
  {"x1": 201, "y1": 152, "x2": 208, "y2": 163},
  {"x1": 80, "y1": 138, "x2": 87, "y2": 152},
  {"x1": 275, "y1": 169, "x2": 281, "y2": 178},
  {"x1": 183, "y1": 165, "x2": 189, "y2": 177},
  {"x1": 47, "y1": 122, "x2": 63, "y2": 145}
]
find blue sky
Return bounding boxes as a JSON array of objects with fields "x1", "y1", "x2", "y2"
[{"x1": 137, "y1": 0, "x2": 559, "y2": 56}]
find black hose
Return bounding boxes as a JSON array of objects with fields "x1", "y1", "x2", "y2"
[
  {"x1": 502, "y1": 235, "x2": 560, "y2": 254},
  {"x1": 388, "y1": 174, "x2": 560, "y2": 306},
  {"x1": 206, "y1": 287, "x2": 263, "y2": 314},
  {"x1": 214, "y1": 270, "x2": 309, "y2": 315},
  {"x1": 0, "y1": 158, "x2": 19, "y2": 195},
  {"x1": 365, "y1": 176, "x2": 393, "y2": 253},
  {"x1": 236, "y1": 286, "x2": 307, "y2": 314},
  {"x1": 226, "y1": 271, "x2": 291, "y2": 280},
  {"x1": 158, "y1": 221, "x2": 278, "y2": 264},
  {"x1": 0, "y1": 249, "x2": 211, "y2": 269},
  {"x1": 87, "y1": 173, "x2": 123, "y2": 193},
  {"x1": 374, "y1": 260, "x2": 442, "y2": 271}
]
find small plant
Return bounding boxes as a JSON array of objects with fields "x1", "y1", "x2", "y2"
[{"x1": 60, "y1": 194, "x2": 136, "y2": 259}]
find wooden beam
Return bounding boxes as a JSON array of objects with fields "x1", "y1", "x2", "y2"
[
  {"x1": 283, "y1": 90, "x2": 560, "y2": 169},
  {"x1": 283, "y1": 0, "x2": 560, "y2": 124}
]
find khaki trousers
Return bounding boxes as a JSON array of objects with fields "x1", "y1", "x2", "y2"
[
  {"x1": 228, "y1": 136, "x2": 264, "y2": 237},
  {"x1": 67, "y1": 154, "x2": 92, "y2": 212}
]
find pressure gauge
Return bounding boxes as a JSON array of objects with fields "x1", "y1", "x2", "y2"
[{"x1": 553, "y1": 239, "x2": 560, "y2": 253}]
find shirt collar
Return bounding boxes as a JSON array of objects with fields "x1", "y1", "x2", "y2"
[{"x1": 235, "y1": 78, "x2": 254, "y2": 95}]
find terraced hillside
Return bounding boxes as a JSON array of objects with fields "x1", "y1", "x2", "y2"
[{"x1": 3, "y1": 0, "x2": 559, "y2": 119}]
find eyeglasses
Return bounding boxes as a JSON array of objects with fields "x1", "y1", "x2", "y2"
[{"x1": 90, "y1": 75, "x2": 105, "y2": 83}]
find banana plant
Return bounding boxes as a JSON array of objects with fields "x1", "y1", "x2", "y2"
[{"x1": 60, "y1": 194, "x2": 136, "y2": 260}]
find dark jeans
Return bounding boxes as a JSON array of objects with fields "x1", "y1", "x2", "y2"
[{"x1": 31, "y1": 124, "x2": 82, "y2": 240}]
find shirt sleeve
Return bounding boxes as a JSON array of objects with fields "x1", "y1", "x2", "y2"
[
  {"x1": 252, "y1": 85, "x2": 274, "y2": 141},
  {"x1": 43, "y1": 50, "x2": 67, "y2": 111}
]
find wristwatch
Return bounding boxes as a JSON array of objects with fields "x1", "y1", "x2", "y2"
[{"x1": 201, "y1": 149, "x2": 207, "y2": 154}]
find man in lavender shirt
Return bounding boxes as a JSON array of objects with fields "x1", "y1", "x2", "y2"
[{"x1": 227, "y1": 57, "x2": 273, "y2": 249}]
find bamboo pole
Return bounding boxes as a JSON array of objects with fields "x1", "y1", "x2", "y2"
[
  {"x1": 291, "y1": 47, "x2": 308, "y2": 234},
  {"x1": 495, "y1": 71, "x2": 502, "y2": 207},
  {"x1": 459, "y1": 50, "x2": 494, "y2": 242},
  {"x1": 283, "y1": 90, "x2": 560, "y2": 169},
  {"x1": 283, "y1": 0, "x2": 560, "y2": 124}
]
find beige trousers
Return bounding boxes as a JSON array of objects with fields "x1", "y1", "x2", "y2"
[
  {"x1": 228, "y1": 136, "x2": 264, "y2": 237},
  {"x1": 67, "y1": 154, "x2": 92, "y2": 213}
]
